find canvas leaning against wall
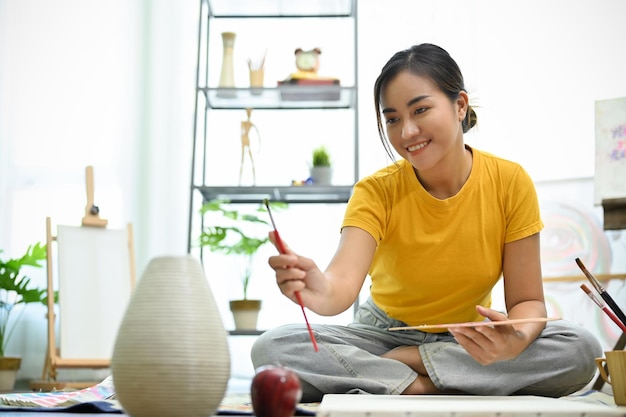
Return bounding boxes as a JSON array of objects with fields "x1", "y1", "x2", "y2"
[
  {"x1": 594, "y1": 97, "x2": 626, "y2": 205},
  {"x1": 536, "y1": 177, "x2": 626, "y2": 351}
]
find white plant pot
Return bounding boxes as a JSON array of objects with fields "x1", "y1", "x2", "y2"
[
  {"x1": 310, "y1": 166, "x2": 333, "y2": 185},
  {"x1": 0, "y1": 357, "x2": 20, "y2": 392},
  {"x1": 230, "y1": 299, "x2": 261, "y2": 330}
]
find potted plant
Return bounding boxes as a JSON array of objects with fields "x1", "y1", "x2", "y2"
[
  {"x1": 199, "y1": 200, "x2": 287, "y2": 330},
  {"x1": 0, "y1": 242, "x2": 52, "y2": 391},
  {"x1": 310, "y1": 145, "x2": 333, "y2": 185}
]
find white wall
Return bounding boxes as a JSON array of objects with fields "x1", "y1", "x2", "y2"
[
  {"x1": 0, "y1": 0, "x2": 143, "y2": 382},
  {"x1": 1, "y1": 0, "x2": 625, "y2": 384},
  {"x1": 356, "y1": 0, "x2": 626, "y2": 181},
  {"x1": 0, "y1": 0, "x2": 196, "y2": 382}
]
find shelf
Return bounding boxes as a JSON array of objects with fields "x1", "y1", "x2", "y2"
[
  {"x1": 207, "y1": 0, "x2": 354, "y2": 18},
  {"x1": 229, "y1": 329, "x2": 265, "y2": 336},
  {"x1": 188, "y1": 0, "x2": 358, "y2": 254},
  {"x1": 201, "y1": 86, "x2": 355, "y2": 109},
  {"x1": 197, "y1": 185, "x2": 353, "y2": 204}
]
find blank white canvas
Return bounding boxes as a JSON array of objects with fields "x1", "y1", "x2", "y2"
[
  {"x1": 318, "y1": 394, "x2": 626, "y2": 417},
  {"x1": 56, "y1": 225, "x2": 132, "y2": 360}
]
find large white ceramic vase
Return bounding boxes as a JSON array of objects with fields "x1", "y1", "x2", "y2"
[{"x1": 111, "y1": 255, "x2": 230, "y2": 417}]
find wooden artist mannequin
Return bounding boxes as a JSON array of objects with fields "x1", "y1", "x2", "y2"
[{"x1": 240, "y1": 108, "x2": 260, "y2": 185}]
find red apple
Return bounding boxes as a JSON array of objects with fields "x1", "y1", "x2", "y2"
[{"x1": 251, "y1": 365, "x2": 302, "y2": 417}]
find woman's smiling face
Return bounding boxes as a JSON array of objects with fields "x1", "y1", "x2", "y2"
[{"x1": 380, "y1": 70, "x2": 467, "y2": 173}]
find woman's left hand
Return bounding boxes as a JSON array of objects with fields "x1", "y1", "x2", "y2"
[{"x1": 447, "y1": 305, "x2": 530, "y2": 365}]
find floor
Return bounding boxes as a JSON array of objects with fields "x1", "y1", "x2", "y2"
[
  {"x1": 0, "y1": 375, "x2": 612, "y2": 417},
  {"x1": 0, "y1": 413, "x2": 115, "y2": 416}
]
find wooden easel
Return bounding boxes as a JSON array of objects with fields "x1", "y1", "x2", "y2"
[
  {"x1": 30, "y1": 166, "x2": 136, "y2": 391},
  {"x1": 81, "y1": 165, "x2": 109, "y2": 228}
]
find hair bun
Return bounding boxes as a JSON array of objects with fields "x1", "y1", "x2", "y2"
[{"x1": 463, "y1": 105, "x2": 478, "y2": 133}]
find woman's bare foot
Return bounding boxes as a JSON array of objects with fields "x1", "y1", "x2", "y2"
[
  {"x1": 382, "y1": 346, "x2": 428, "y2": 374},
  {"x1": 401, "y1": 374, "x2": 442, "y2": 394},
  {"x1": 382, "y1": 346, "x2": 443, "y2": 394}
]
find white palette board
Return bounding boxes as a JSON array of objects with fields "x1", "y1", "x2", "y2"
[
  {"x1": 56, "y1": 225, "x2": 132, "y2": 359},
  {"x1": 317, "y1": 394, "x2": 626, "y2": 417}
]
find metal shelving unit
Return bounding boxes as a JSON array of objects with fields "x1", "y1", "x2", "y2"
[{"x1": 187, "y1": 0, "x2": 359, "y2": 253}]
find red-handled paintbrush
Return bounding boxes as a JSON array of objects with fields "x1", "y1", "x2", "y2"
[
  {"x1": 264, "y1": 199, "x2": 319, "y2": 352},
  {"x1": 580, "y1": 284, "x2": 626, "y2": 333},
  {"x1": 576, "y1": 257, "x2": 626, "y2": 329}
]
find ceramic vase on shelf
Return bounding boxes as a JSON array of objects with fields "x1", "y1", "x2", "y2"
[
  {"x1": 218, "y1": 31, "x2": 237, "y2": 98},
  {"x1": 111, "y1": 255, "x2": 230, "y2": 417}
]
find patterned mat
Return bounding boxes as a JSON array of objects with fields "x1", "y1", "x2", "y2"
[
  {"x1": 0, "y1": 377, "x2": 613, "y2": 416},
  {"x1": 0, "y1": 379, "x2": 317, "y2": 415}
]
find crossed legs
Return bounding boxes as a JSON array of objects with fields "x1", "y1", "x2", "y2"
[{"x1": 382, "y1": 346, "x2": 442, "y2": 394}]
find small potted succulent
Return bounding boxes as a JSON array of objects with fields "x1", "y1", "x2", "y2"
[{"x1": 310, "y1": 145, "x2": 333, "y2": 185}]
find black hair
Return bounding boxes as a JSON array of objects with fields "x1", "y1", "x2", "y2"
[{"x1": 373, "y1": 43, "x2": 477, "y2": 160}]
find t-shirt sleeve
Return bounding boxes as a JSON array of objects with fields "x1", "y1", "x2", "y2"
[
  {"x1": 341, "y1": 177, "x2": 386, "y2": 243},
  {"x1": 504, "y1": 165, "x2": 544, "y2": 243}
]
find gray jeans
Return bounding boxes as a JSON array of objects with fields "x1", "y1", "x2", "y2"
[{"x1": 251, "y1": 297, "x2": 601, "y2": 402}]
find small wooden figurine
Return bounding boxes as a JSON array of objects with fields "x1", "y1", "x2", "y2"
[{"x1": 239, "y1": 108, "x2": 260, "y2": 185}]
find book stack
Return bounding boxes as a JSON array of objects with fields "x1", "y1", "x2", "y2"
[{"x1": 278, "y1": 76, "x2": 340, "y2": 101}]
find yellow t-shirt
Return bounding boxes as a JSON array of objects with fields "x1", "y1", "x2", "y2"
[{"x1": 342, "y1": 147, "x2": 543, "y2": 329}]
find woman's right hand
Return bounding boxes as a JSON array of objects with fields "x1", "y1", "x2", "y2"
[
  {"x1": 267, "y1": 227, "x2": 376, "y2": 316},
  {"x1": 267, "y1": 231, "x2": 330, "y2": 309}
]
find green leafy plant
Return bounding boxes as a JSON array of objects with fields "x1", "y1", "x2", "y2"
[
  {"x1": 312, "y1": 146, "x2": 331, "y2": 167},
  {"x1": 199, "y1": 200, "x2": 287, "y2": 300},
  {"x1": 0, "y1": 242, "x2": 53, "y2": 357}
]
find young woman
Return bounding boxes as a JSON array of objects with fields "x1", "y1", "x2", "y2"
[{"x1": 251, "y1": 43, "x2": 601, "y2": 401}]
